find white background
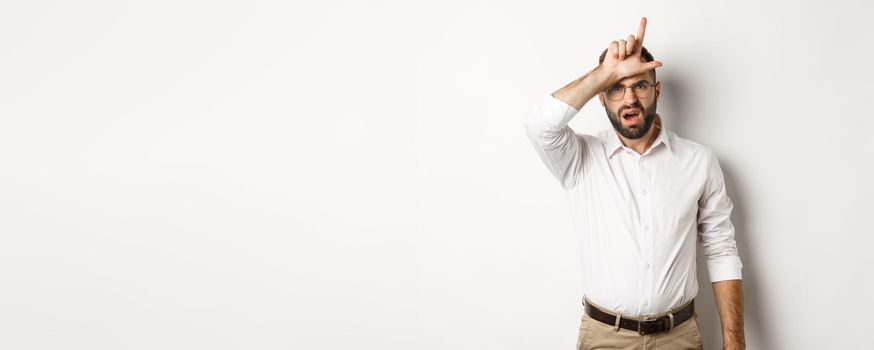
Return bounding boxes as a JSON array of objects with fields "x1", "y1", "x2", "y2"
[{"x1": 1, "y1": 0, "x2": 872, "y2": 349}]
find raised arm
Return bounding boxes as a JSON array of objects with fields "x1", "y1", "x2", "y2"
[{"x1": 523, "y1": 17, "x2": 663, "y2": 189}]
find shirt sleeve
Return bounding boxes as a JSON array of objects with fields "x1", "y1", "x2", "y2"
[
  {"x1": 697, "y1": 148, "x2": 743, "y2": 282},
  {"x1": 522, "y1": 93, "x2": 588, "y2": 191}
]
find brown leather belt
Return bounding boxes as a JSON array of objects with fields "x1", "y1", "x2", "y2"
[{"x1": 584, "y1": 298, "x2": 694, "y2": 335}]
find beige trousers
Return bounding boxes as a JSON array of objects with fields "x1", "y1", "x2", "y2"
[{"x1": 576, "y1": 298, "x2": 704, "y2": 350}]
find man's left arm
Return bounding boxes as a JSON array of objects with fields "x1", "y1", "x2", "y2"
[
  {"x1": 697, "y1": 148, "x2": 745, "y2": 349},
  {"x1": 713, "y1": 279, "x2": 745, "y2": 349}
]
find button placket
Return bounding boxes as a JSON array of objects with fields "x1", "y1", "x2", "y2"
[{"x1": 639, "y1": 156, "x2": 654, "y2": 315}]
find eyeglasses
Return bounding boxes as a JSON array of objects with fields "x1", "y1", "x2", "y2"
[{"x1": 605, "y1": 80, "x2": 657, "y2": 101}]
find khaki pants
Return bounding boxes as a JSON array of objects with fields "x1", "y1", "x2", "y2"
[{"x1": 576, "y1": 298, "x2": 704, "y2": 350}]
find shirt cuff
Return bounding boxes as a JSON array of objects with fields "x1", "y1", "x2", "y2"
[{"x1": 707, "y1": 255, "x2": 743, "y2": 282}]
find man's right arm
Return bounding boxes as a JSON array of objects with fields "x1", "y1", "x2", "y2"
[
  {"x1": 522, "y1": 67, "x2": 613, "y2": 190},
  {"x1": 551, "y1": 65, "x2": 614, "y2": 111},
  {"x1": 522, "y1": 17, "x2": 662, "y2": 189}
]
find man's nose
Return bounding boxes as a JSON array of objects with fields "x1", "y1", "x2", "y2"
[{"x1": 621, "y1": 86, "x2": 639, "y2": 104}]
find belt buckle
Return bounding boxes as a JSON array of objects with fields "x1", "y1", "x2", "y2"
[
  {"x1": 638, "y1": 307, "x2": 680, "y2": 335},
  {"x1": 638, "y1": 317, "x2": 667, "y2": 335}
]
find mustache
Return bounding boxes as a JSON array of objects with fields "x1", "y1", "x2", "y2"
[
  {"x1": 616, "y1": 101, "x2": 648, "y2": 118},
  {"x1": 618, "y1": 102, "x2": 644, "y2": 115}
]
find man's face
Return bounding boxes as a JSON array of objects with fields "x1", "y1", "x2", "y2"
[{"x1": 599, "y1": 72, "x2": 660, "y2": 140}]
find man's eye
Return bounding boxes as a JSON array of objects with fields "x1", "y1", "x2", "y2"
[
  {"x1": 609, "y1": 86, "x2": 623, "y2": 93},
  {"x1": 633, "y1": 83, "x2": 648, "y2": 89}
]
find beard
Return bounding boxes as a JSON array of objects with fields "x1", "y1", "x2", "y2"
[{"x1": 605, "y1": 99, "x2": 657, "y2": 140}]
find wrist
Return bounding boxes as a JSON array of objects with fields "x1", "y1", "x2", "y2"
[
  {"x1": 723, "y1": 343, "x2": 745, "y2": 350},
  {"x1": 592, "y1": 65, "x2": 617, "y2": 91},
  {"x1": 723, "y1": 333, "x2": 746, "y2": 349}
]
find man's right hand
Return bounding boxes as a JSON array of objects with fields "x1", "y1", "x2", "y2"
[
  {"x1": 551, "y1": 17, "x2": 663, "y2": 111},
  {"x1": 598, "y1": 17, "x2": 663, "y2": 85}
]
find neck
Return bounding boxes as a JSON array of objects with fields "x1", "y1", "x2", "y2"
[{"x1": 618, "y1": 113, "x2": 662, "y2": 155}]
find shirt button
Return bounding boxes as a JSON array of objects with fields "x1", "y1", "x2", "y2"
[
  {"x1": 642, "y1": 300, "x2": 649, "y2": 306},
  {"x1": 644, "y1": 263, "x2": 650, "y2": 269},
  {"x1": 642, "y1": 190, "x2": 648, "y2": 196},
  {"x1": 644, "y1": 225, "x2": 650, "y2": 231}
]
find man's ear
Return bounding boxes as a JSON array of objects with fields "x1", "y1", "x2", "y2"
[
  {"x1": 654, "y1": 81, "x2": 660, "y2": 101},
  {"x1": 598, "y1": 93, "x2": 605, "y2": 107}
]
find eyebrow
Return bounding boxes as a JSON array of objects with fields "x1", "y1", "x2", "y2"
[{"x1": 611, "y1": 80, "x2": 651, "y2": 88}]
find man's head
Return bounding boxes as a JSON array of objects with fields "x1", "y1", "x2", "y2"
[{"x1": 597, "y1": 46, "x2": 661, "y2": 140}]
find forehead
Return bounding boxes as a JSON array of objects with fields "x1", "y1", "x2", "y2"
[{"x1": 615, "y1": 72, "x2": 653, "y2": 85}]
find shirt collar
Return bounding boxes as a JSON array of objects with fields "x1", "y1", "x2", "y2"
[{"x1": 605, "y1": 113, "x2": 673, "y2": 158}]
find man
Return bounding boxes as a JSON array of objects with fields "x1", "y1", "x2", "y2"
[{"x1": 522, "y1": 18, "x2": 745, "y2": 350}]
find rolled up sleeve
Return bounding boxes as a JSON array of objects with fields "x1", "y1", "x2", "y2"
[
  {"x1": 522, "y1": 93, "x2": 588, "y2": 191},
  {"x1": 697, "y1": 149, "x2": 743, "y2": 282}
]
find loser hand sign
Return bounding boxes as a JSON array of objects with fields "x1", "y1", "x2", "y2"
[{"x1": 600, "y1": 17, "x2": 663, "y2": 83}]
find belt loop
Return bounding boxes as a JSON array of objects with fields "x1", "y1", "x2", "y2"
[
  {"x1": 613, "y1": 313, "x2": 622, "y2": 332},
  {"x1": 667, "y1": 312, "x2": 675, "y2": 331}
]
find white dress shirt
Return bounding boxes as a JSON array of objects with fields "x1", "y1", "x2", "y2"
[{"x1": 523, "y1": 93, "x2": 742, "y2": 317}]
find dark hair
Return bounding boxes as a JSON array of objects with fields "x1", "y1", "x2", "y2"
[{"x1": 599, "y1": 46, "x2": 656, "y2": 81}]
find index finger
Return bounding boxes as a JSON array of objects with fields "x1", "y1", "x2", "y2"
[{"x1": 635, "y1": 17, "x2": 647, "y2": 52}]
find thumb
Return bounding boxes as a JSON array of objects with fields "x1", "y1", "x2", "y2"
[{"x1": 644, "y1": 61, "x2": 663, "y2": 70}]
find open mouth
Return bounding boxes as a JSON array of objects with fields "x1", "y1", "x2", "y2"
[{"x1": 621, "y1": 109, "x2": 642, "y2": 124}]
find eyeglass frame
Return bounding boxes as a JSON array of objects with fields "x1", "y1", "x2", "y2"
[{"x1": 603, "y1": 79, "x2": 659, "y2": 101}]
